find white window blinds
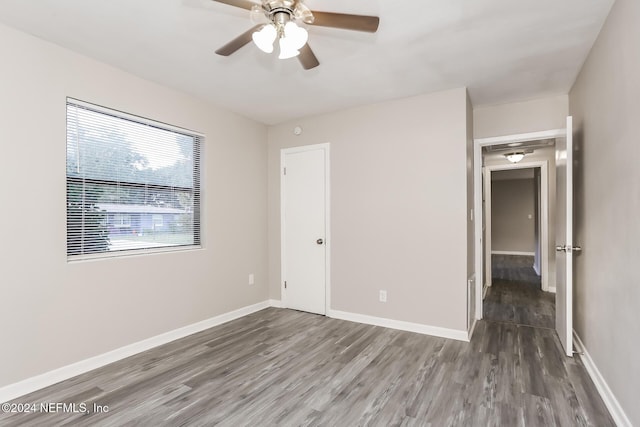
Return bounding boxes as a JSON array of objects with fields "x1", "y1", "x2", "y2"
[{"x1": 66, "y1": 99, "x2": 202, "y2": 259}]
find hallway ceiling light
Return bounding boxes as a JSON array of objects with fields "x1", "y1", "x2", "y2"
[{"x1": 505, "y1": 152, "x2": 525, "y2": 163}]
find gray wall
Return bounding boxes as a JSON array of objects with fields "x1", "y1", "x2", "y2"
[
  {"x1": 474, "y1": 95, "x2": 569, "y2": 138},
  {"x1": 490, "y1": 176, "x2": 536, "y2": 253},
  {"x1": 569, "y1": 0, "x2": 639, "y2": 424},
  {"x1": 0, "y1": 24, "x2": 269, "y2": 387},
  {"x1": 268, "y1": 88, "x2": 471, "y2": 332}
]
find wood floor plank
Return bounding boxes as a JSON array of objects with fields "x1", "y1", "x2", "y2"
[
  {"x1": 0, "y1": 307, "x2": 615, "y2": 426},
  {"x1": 486, "y1": 254, "x2": 555, "y2": 329}
]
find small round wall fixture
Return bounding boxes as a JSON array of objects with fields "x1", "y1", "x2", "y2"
[{"x1": 293, "y1": 126, "x2": 303, "y2": 135}]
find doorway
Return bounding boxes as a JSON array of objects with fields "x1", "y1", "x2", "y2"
[
  {"x1": 483, "y1": 160, "x2": 551, "y2": 290},
  {"x1": 281, "y1": 143, "x2": 330, "y2": 315},
  {"x1": 473, "y1": 118, "x2": 576, "y2": 356},
  {"x1": 474, "y1": 129, "x2": 566, "y2": 327},
  {"x1": 482, "y1": 162, "x2": 554, "y2": 329}
]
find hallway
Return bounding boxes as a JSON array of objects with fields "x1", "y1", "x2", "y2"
[{"x1": 483, "y1": 255, "x2": 555, "y2": 329}]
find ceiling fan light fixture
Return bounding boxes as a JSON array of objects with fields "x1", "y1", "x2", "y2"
[
  {"x1": 252, "y1": 24, "x2": 277, "y2": 53},
  {"x1": 214, "y1": 0, "x2": 381, "y2": 69},
  {"x1": 277, "y1": 22, "x2": 307, "y2": 59},
  {"x1": 294, "y1": 3, "x2": 315, "y2": 24},
  {"x1": 283, "y1": 21, "x2": 308, "y2": 50},
  {"x1": 505, "y1": 152, "x2": 525, "y2": 163},
  {"x1": 250, "y1": 5, "x2": 269, "y2": 24},
  {"x1": 278, "y1": 37, "x2": 300, "y2": 59}
]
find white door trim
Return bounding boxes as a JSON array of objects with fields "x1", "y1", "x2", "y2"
[
  {"x1": 280, "y1": 143, "x2": 331, "y2": 315},
  {"x1": 474, "y1": 129, "x2": 564, "y2": 320},
  {"x1": 484, "y1": 161, "x2": 549, "y2": 292}
]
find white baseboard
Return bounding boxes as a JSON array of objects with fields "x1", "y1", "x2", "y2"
[
  {"x1": 483, "y1": 283, "x2": 490, "y2": 298},
  {"x1": 573, "y1": 331, "x2": 632, "y2": 427},
  {"x1": 268, "y1": 299, "x2": 283, "y2": 308},
  {"x1": 272, "y1": 301, "x2": 467, "y2": 342},
  {"x1": 547, "y1": 286, "x2": 557, "y2": 294},
  {"x1": 0, "y1": 300, "x2": 272, "y2": 404},
  {"x1": 328, "y1": 309, "x2": 469, "y2": 342},
  {"x1": 491, "y1": 251, "x2": 535, "y2": 256}
]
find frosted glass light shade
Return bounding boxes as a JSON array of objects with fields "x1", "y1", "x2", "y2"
[
  {"x1": 278, "y1": 37, "x2": 299, "y2": 59},
  {"x1": 284, "y1": 21, "x2": 308, "y2": 50},
  {"x1": 252, "y1": 24, "x2": 277, "y2": 53},
  {"x1": 278, "y1": 22, "x2": 308, "y2": 59},
  {"x1": 505, "y1": 152, "x2": 525, "y2": 163}
]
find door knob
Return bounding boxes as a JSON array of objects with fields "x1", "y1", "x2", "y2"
[
  {"x1": 557, "y1": 245, "x2": 582, "y2": 253},
  {"x1": 316, "y1": 238, "x2": 324, "y2": 245}
]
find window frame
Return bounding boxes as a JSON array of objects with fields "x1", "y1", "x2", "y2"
[
  {"x1": 66, "y1": 98, "x2": 204, "y2": 261},
  {"x1": 113, "y1": 213, "x2": 132, "y2": 228}
]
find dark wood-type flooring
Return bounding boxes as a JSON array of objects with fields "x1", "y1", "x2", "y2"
[
  {"x1": 484, "y1": 255, "x2": 555, "y2": 329},
  {"x1": 1, "y1": 306, "x2": 613, "y2": 426}
]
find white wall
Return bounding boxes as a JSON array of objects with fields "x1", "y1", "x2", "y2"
[
  {"x1": 570, "y1": 0, "x2": 640, "y2": 424},
  {"x1": 474, "y1": 95, "x2": 569, "y2": 138},
  {"x1": 0, "y1": 24, "x2": 268, "y2": 387},
  {"x1": 268, "y1": 88, "x2": 471, "y2": 332}
]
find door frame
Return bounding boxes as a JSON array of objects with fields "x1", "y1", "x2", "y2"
[
  {"x1": 483, "y1": 161, "x2": 549, "y2": 293},
  {"x1": 280, "y1": 143, "x2": 331, "y2": 314},
  {"x1": 473, "y1": 129, "x2": 565, "y2": 320}
]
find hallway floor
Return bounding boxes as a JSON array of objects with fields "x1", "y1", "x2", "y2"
[{"x1": 483, "y1": 255, "x2": 555, "y2": 329}]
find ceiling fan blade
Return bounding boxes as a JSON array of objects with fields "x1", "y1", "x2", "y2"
[
  {"x1": 215, "y1": 25, "x2": 263, "y2": 56},
  {"x1": 298, "y1": 43, "x2": 319, "y2": 70},
  {"x1": 210, "y1": 0, "x2": 256, "y2": 11},
  {"x1": 308, "y1": 11, "x2": 379, "y2": 33}
]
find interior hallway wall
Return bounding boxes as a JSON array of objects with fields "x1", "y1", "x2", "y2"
[
  {"x1": 474, "y1": 95, "x2": 569, "y2": 138},
  {"x1": 491, "y1": 176, "x2": 536, "y2": 253},
  {"x1": 569, "y1": 0, "x2": 640, "y2": 424}
]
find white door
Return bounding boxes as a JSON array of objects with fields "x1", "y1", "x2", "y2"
[
  {"x1": 281, "y1": 144, "x2": 328, "y2": 315},
  {"x1": 555, "y1": 116, "x2": 575, "y2": 357}
]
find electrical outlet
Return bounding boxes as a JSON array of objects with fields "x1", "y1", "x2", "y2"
[
  {"x1": 249, "y1": 274, "x2": 254, "y2": 285},
  {"x1": 379, "y1": 290, "x2": 387, "y2": 303}
]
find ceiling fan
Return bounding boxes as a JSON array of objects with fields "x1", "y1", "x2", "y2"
[{"x1": 212, "y1": 0, "x2": 380, "y2": 70}]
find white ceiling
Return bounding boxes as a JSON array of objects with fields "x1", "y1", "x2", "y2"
[{"x1": 0, "y1": 0, "x2": 614, "y2": 124}]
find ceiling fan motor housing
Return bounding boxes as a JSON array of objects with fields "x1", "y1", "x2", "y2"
[
  {"x1": 261, "y1": 0, "x2": 296, "y2": 11},
  {"x1": 260, "y1": 0, "x2": 315, "y2": 24}
]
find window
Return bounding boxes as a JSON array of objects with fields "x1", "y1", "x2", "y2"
[
  {"x1": 66, "y1": 99, "x2": 202, "y2": 259},
  {"x1": 113, "y1": 214, "x2": 132, "y2": 228},
  {"x1": 152, "y1": 214, "x2": 163, "y2": 228}
]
